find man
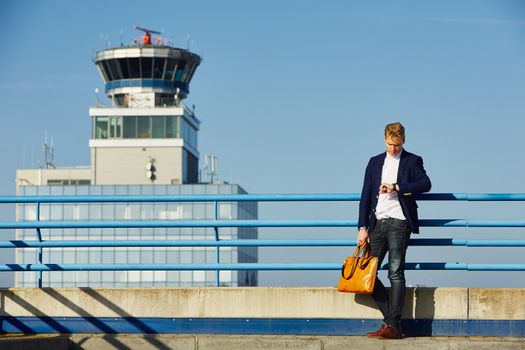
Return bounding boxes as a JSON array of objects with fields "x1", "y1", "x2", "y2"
[{"x1": 357, "y1": 122, "x2": 431, "y2": 339}]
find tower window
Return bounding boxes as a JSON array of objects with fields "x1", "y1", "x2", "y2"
[
  {"x1": 141, "y1": 58, "x2": 153, "y2": 79},
  {"x1": 166, "y1": 116, "x2": 178, "y2": 138},
  {"x1": 123, "y1": 116, "x2": 137, "y2": 138},
  {"x1": 137, "y1": 116, "x2": 151, "y2": 138},
  {"x1": 153, "y1": 58, "x2": 165, "y2": 79},
  {"x1": 94, "y1": 117, "x2": 189, "y2": 140},
  {"x1": 174, "y1": 62, "x2": 186, "y2": 81},
  {"x1": 152, "y1": 116, "x2": 165, "y2": 138},
  {"x1": 181, "y1": 62, "x2": 194, "y2": 83},
  {"x1": 95, "y1": 116, "x2": 109, "y2": 139},
  {"x1": 165, "y1": 60, "x2": 176, "y2": 81},
  {"x1": 128, "y1": 58, "x2": 141, "y2": 79},
  {"x1": 94, "y1": 116, "x2": 122, "y2": 139},
  {"x1": 107, "y1": 59, "x2": 123, "y2": 80},
  {"x1": 186, "y1": 63, "x2": 198, "y2": 84},
  {"x1": 119, "y1": 58, "x2": 130, "y2": 79},
  {"x1": 110, "y1": 116, "x2": 121, "y2": 138},
  {"x1": 100, "y1": 61, "x2": 113, "y2": 81}
]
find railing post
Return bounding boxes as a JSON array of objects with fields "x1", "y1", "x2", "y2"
[
  {"x1": 36, "y1": 201, "x2": 43, "y2": 288},
  {"x1": 214, "y1": 200, "x2": 220, "y2": 287}
]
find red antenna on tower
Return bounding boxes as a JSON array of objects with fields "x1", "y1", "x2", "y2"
[{"x1": 133, "y1": 25, "x2": 161, "y2": 45}]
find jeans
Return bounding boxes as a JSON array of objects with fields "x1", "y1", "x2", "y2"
[{"x1": 369, "y1": 217, "x2": 411, "y2": 329}]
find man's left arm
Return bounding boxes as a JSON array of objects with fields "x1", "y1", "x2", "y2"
[{"x1": 397, "y1": 156, "x2": 431, "y2": 195}]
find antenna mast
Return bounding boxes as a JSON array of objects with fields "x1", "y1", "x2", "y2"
[
  {"x1": 42, "y1": 131, "x2": 56, "y2": 169},
  {"x1": 204, "y1": 154, "x2": 218, "y2": 183}
]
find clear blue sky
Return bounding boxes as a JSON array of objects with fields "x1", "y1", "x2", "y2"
[{"x1": 0, "y1": 0, "x2": 524, "y2": 287}]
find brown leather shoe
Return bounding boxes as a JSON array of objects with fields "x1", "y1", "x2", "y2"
[
  {"x1": 378, "y1": 324, "x2": 404, "y2": 339},
  {"x1": 366, "y1": 324, "x2": 387, "y2": 337}
]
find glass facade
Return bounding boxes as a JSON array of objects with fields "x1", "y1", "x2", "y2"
[
  {"x1": 16, "y1": 184, "x2": 258, "y2": 288},
  {"x1": 93, "y1": 115, "x2": 196, "y2": 148}
]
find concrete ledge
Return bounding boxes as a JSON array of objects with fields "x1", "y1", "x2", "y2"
[
  {"x1": 469, "y1": 289, "x2": 525, "y2": 320},
  {"x1": 0, "y1": 287, "x2": 470, "y2": 319}
]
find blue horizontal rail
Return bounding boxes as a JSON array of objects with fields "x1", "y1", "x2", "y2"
[
  {"x1": 2, "y1": 219, "x2": 525, "y2": 230},
  {"x1": 1, "y1": 193, "x2": 525, "y2": 204},
  {"x1": 0, "y1": 262, "x2": 524, "y2": 272},
  {"x1": 1, "y1": 239, "x2": 525, "y2": 248}
]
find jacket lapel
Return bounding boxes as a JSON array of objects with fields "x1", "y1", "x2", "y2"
[
  {"x1": 397, "y1": 149, "x2": 408, "y2": 182},
  {"x1": 376, "y1": 152, "x2": 387, "y2": 187}
]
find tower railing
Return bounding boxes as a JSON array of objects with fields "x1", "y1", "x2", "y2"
[{"x1": 0, "y1": 193, "x2": 524, "y2": 288}]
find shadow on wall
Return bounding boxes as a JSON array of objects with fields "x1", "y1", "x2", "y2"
[
  {"x1": 354, "y1": 287, "x2": 436, "y2": 336},
  {"x1": 0, "y1": 288, "x2": 174, "y2": 350}
]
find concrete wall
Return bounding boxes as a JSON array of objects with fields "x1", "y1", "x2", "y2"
[
  {"x1": 0, "y1": 287, "x2": 522, "y2": 320},
  {"x1": 91, "y1": 146, "x2": 183, "y2": 185},
  {"x1": 16, "y1": 168, "x2": 91, "y2": 187}
]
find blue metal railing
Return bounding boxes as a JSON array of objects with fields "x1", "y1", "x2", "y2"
[{"x1": 1, "y1": 193, "x2": 524, "y2": 287}]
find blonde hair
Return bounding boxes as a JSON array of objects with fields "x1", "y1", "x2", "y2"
[{"x1": 385, "y1": 122, "x2": 405, "y2": 142}]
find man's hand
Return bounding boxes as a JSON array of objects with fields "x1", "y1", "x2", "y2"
[
  {"x1": 379, "y1": 183, "x2": 395, "y2": 194},
  {"x1": 357, "y1": 229, "x2": 369, "y2": 246}
]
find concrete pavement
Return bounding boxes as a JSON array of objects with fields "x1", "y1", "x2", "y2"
[{"x1": 1, "y1": 334, "x2": 524, "y2": 350}]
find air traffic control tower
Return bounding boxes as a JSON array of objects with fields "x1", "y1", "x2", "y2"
[
  {"x1": 15, "y1": 28, "x2": 258, "y2": 288},
  {"x1": 90, "y1": 27, "x2": 201, "y2": 185}
]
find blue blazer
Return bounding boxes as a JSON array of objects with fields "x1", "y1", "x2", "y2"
[{"x1": 358, "y1": 149, "x2": 431, "y2": 234}]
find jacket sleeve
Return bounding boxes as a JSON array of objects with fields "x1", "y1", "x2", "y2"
[
  {"x1": 398, "y1": 156, "x2": 431, "y2": 195},
  {"x1": 358, "y1": 158, "x2": 374, "y2": 229}
]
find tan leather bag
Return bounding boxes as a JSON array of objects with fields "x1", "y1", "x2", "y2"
[{"x1": 337, "y1": 242, "x2": 378, "y2": 294}]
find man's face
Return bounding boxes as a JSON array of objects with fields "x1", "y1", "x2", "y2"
[{"x1": 385, "y1": 135, "x2": 404, "y2": 157}]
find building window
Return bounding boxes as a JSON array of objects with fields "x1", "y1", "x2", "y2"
[
  {"x1": 181, "y1": 62, "x2": 194, "y2": 83},
  {"x1": 183, "y1": 150, "x2": 198, "y2": 183},
  {"x1": 119, "y1": 58, "x2": 130, "y2": 79},
  {"x1": 114, "y1": 94, "x2": 126, "y2": 107},
  {"x1": 110, "y1": 116, "x2": 121, "y2": 138},
  {"x1": 47, "y1": 180, "x2": 91, "y2": 186},
  {"x1": 107, "y1": 59, "x2": 123, "y2": 80},
  {"x1": 137, "y1": 116, "x2": 151, "y2": 138},
  {"x1": 152, "y1": 116, "x2": 165, "y2": 138},
  {"x1": 174, "y1": 62, "x2": 186, "y2": 81},
  {"x1": 181, "y1": 119, "x2": 197, "y2": 149},
  {"x1": 123, "y1": 116, "x2": 137, "y2": 138},
  {"x1": 128, "y1": 58, "x2": 141, "y2": 79},
  {"x1": 120, "y1": 116, "x2": 180, "y2": 139},
  {"x1": 141, "y1": 57, "x2": 153, "y2": 79},
  {"x1": 156, "y1": 94, "x2": 177, "y2": 107},
  {"x1": 165, "y1": 60, "x2": 176, "y2": 80},
  {"x1": 187, "y1": 63, "x2": 198, "y2": 83},
  {"x1": 166, "y1": 116, "x2": 178, "y2": 138},
  {"x1": 153, "y1": 58, "x2": 165, "y2": 79},
  {"x1": 100, "y1": 60, "x2": 113, "y2": 81},
  {"x1": 95, "y1": 116, "x2": 109, "y2": 139},
  {"x1": 94, "y1": 116, "x2": 122, "y2": 139}
]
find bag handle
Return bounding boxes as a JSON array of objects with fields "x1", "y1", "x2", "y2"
[
  {"x1": 357, "y1": 243, "x2": 375, "y2": 270},
  {"x1": 341, "y1": 242, "x2": 370, "y2": 279}
]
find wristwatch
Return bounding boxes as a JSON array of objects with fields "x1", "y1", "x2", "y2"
[
  {"x1": 358, "y1": 226, "x2": 368, "y2": 231},
  {"x1": 392, "y1": 183, "x2": 398, "y2": 192}
]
